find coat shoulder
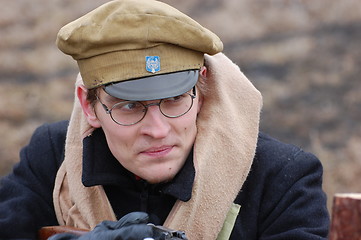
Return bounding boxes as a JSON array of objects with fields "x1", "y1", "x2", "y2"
[
  {"x1": 23, "y1": 120, "x2": 69, "y2": 168},
  {"x1": 232, "y1": 132, "x2": 329, "y2": 239},
  {"x1": 255, "y1": 132, "x2": 320, "y2": 172}
]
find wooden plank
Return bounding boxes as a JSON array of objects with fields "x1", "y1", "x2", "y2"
[
  {"x1": 329, "y1": 193, "x2": 361, "y2": 240},
  {"x1": 38, "y1": 226, "x2": 88, "y2": 240}
]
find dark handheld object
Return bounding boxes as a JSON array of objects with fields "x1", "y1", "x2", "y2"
[{"x1": 149, "y1": 224, "x2": 188, "y2": 240}]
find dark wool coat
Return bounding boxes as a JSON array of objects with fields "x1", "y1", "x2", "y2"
[{"x1": 0, "y1": 121, "x2": 330, "y2": 239}]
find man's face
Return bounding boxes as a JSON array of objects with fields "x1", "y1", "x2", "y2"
[{"x1": 86, "y1": 87, "x2": 202, "y2": 184}]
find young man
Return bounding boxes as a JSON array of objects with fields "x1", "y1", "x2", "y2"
[{"x1": 0, "y1": 0, "x2": 329, "y2": 239}]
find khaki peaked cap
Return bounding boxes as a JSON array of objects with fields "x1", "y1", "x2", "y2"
[{"x1": 56, "y1": 0, "x2": 223, "y2": 89}]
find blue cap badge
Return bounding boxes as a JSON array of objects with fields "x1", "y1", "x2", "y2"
[{"x1": 146, "y1": 56, "x2": 160, "y2": 73}]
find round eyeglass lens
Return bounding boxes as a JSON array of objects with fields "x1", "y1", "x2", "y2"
[{"x1": 109, "y1": 93, "x2": 194, "y2": 125}]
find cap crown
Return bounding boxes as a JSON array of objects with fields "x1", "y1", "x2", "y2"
[{"x1": 56, "y1": 0, "x2": 223, "y2": 88}]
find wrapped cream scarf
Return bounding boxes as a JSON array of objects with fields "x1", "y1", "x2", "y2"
[{"x1": 53, "y1": 53, "x2": 262, "y2": 239}]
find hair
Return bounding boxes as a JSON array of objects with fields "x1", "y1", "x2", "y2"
[{"x1": 87, "y1": 87, "x2": 99, "y2": 107}]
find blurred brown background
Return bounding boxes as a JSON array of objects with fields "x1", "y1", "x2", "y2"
[{"x1": 1, "y1": 0, "x2": 361, "y2": 211}]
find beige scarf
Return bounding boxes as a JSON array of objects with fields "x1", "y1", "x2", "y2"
[{"x1": 53, "y1": 53, "x2": 262, "y2": 239}]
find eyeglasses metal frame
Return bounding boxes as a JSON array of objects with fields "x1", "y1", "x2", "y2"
[{"x1": 96, "y1": 86, "x2": 197, "y2": 126}]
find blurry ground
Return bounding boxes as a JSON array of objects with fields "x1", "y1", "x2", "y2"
[{"x1": 1, "y1": 0, "x2": 361, "y2": 212}]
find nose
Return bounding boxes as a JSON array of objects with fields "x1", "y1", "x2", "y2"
[{"x1": 139, "y1": 104, "x2": 171, "y2": 138}]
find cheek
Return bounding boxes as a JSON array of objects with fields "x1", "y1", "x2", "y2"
[
  {"x1": 95, "y1": 111, "x2": 135, "y2": 152},
  {"x1": 103, "y1": 126, "x2": 137, "y2": 163},
  {"x1": 181, "y1": 110, "x2": 198, "y2": 135}
]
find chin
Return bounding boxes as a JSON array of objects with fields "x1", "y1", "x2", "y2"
[
  {"x1": 144, "y1": 169, "x2": 178, "y2": 184},
  {"x1": 139, "y1": 159, "x2": 185, "y2": 183},
  {"x1": 145, "y1": 175, "x2": 172, "y2": 184}
]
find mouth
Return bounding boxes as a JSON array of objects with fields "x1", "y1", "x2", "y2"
[{"x1": 140, "y1": 145, "x2": 174, "y2": 158}]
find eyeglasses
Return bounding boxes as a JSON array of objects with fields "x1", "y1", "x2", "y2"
[{"x1": 96, "y1": 87, "x2": 196, "y2": 126}]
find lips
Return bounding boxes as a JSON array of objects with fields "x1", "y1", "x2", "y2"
[{"x1": 140, "y1": 145, "x2": 173, "y2": 157}]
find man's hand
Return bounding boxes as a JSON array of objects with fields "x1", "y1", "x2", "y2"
[{"x1": 48, "y1": 212, "x2": 153, "y2": 240}]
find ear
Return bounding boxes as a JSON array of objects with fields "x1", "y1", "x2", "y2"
[
  {"x1": 200, "y1": 65, "x2": 207, "y2": 78},
  {"x1": 196, "y1": 66, "x2": 207, "y2": 113},
  {"x1": 77, "y1": 85, "x2": 101, "y2": 128}
]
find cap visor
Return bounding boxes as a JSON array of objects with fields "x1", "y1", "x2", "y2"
[{"x1": 104, "y1": 70, "x2": 199, "y2": 101}]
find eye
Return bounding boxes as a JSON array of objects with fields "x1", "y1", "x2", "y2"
[
  {"x1": 124, "y1": 102, "x2": 139, "y2": 110},
  {"x1": 114, "y1": 101, "x2": 143, "y2": 112},
  {"x1": 163, "y1": 94, "x2": 185, "y2": 103}
]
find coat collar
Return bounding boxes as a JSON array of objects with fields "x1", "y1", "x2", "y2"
[{"x1": 81, "y1": 128, "x2": 194, "y2": 202}]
